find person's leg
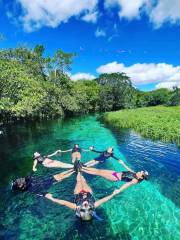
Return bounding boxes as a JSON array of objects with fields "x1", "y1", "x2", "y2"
[
  {"x1": 80, "y1": 174, "x2": 92, "y2": 193},
  {"x1": 71, "y1": 153, "x2": 76, "y2": 163},
  {"x1": 72, "y1": 153, "x2": 81, "y2": 163},
  {"x1": 74, "y1": 172, "x2": 92, "y2": 194},
  {"x1": 43, "y1": 158, "x2": 73, "y2": 169},
  {"x1": 82, "y1": 167, "x2": 100, "y2": 175},
  {"x1": 76, "y1": 153, "x2": 81, "y2": 161},
  {"x1": 84, "y1": 159, "x2": 99, "y2": 167},
  {"x1": 82, "y1": 167, "x2": 117, "y2": 181},
  {"x1": 53, "y1": 169, "x2": 74, "y2": 181},
  {"x1": 74, "y1": 172, "x2": 83, "y2": 194}
]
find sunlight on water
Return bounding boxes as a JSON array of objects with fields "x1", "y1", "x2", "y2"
[{"x1": 0, "y1": 116, "x2": 180, "y2": 240}]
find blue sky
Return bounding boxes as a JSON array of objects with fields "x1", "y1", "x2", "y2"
[{"x1": 0, "y1": 0, "x2": 180, "y2": 91}]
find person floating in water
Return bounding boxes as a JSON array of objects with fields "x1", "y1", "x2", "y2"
[
  {"x1": 45, "y1": 172, "x2": 118, "y2": 221},
  {"x1": 85, "y1": 146, "x2": 120, "y2": 167},
  {"x1": 11, "y1": 169, "x2": 75, "y2": 193},
  {"x1": 32, "y1": 151, "x2": 73, "y2": 172},
  {"x1": 81, "y1": 163, "x2": 149, "y2": 194},
  {"x1": 58, "y1": 144, "x2": 90, "y2": 163}
]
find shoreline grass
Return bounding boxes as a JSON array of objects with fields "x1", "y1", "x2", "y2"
[{"x1": 103, "y1": 106, "x2": 180, "y2": 146}]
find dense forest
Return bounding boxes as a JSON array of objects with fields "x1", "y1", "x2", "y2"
[{"x1": 0, "y1": 45, "x2": 180, "y2": 123}]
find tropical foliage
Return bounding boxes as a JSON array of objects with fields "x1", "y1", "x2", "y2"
[{"x1": 0, "y1": 45, "x2": 179, "y2": 124}]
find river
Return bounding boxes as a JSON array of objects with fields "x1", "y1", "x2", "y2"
[{"x1": 0, "y1": 116, "x2": 180, "y2": 240}]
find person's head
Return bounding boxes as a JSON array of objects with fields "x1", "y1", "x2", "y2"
[
  {"x1": 76, "y1": 201, "x2": 94, "y2": 221},
  {"x1": 107, "y1": 147, "x2": 113, "y2": 153},
  {"x1": 33, "y1": 152, "x2": 41, "y2": 159},
  {"x1": 12, "y1": 177, "x2": 28, "y2": 191},
  {"x1": 74, "y1": 144, "x2": 79, "y2": 148},
  {"x1": 136, "y1": 170, "x2": 149, "y2": 180}
]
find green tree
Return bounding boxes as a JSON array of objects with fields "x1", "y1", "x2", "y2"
[
  {"x1": 0, "y1": 46, "x2": 47, "y2": 80},
  {"x1": 98, "y1": 85, "x2": 114, "y2": 112},
  {"x1": 96, "y1": 73, "x2": 136, "y2": 110},
  {"x1": 73, "y1": 80, "x2": 100, "y2": 113},
  {"x1": 169, "y1": 87, "x2": 180, "y2": 106}
]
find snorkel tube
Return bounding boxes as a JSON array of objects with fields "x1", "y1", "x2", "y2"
[{"x1": 92, "y1": 211, "x2": 103, "y2": 221}]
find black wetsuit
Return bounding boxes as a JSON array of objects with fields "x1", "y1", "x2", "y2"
[
  {"x1": 92, "y1": 149, "x2": 119, "y2": 163},
  {"x1": 35, "y1": 156, "x2": 45, "y2": 165},
  {"x1": 12, "y1": 175, "x2": 57, "y2": 194},
  {"x1": 72, "y1": 147, "x2": 82, "y2": 153},
  {"x1": 121, "y1": 171, "x2": 143, "y2": 183},
  {"x1": 75, "y1": 191, "x2": 95, "y2": 206},
  {"x1": 28, "y1": 176, "x2": 57, "y2": 194}
]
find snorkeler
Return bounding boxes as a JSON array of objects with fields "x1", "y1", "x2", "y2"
[
  {"x1": 32, "y1": 151, "x2": 73, "y2": 172},
  {"x1": 58, "y1": 144, "x2": 90, "y2": 163},
  {"x1": 84, "y1": 146, "x2": 119, "y2": 167},
  {"x1": 81, "y1": 164, "x2": 149, "y2": 193},
  {"x1": 11, "y1": 169, "x2": 75, "y2": 193},
  {"x1": 45, "y1": 172, "x2": 118, "y2": 221}
]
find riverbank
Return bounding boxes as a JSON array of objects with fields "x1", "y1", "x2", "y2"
[{"x1": 103, "y1": 106, "x2": 180, "y2": 146}]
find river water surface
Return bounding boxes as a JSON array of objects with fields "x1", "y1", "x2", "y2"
[{"x1": 0, "y1": 116, "x2": 180, "y2": 240}]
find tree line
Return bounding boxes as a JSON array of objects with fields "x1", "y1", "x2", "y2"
[{"x1": 0, "y1": 45, "x2": 179, "y2": 123}]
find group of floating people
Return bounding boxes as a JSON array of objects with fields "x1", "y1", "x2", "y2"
[{"x1": 12, "y1": 144, "x2": 149, "y2": 221}]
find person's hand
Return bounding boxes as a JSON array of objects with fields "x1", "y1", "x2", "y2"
[
  {"x1": 118, "y1": 159, "x2": 124, "y2": 164},
  {"x1": 45, "y1": 193, "x2": 53, "y2": 199},
  {"x1": 33, "y1": 168, "x2": 37, "y2": 172},
  {"x1": 89, "y1": 146, "x2": 94, "y2": 150},
  {"x1": 113, "y1": 189, "x2": 120, "y2": 195}
]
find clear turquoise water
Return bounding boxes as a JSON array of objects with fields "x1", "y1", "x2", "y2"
[{"x1": 0, "y1": 116, "x2": 180, "y2": 240}]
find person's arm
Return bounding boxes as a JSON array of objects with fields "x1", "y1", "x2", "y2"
[
  {"x1": 92, "y1": 150, "x2": 103, "y2": 153},
  {"x1": 89, "y1": 146, "x2": 103, "y2": 153},
  {"x1": 112, "y1": 155, "x2": 119, "y2": 161},
  {"x1": 94, "y1": 192, "x2": 117, "y2": 208},
  {"x1": 113, "y1": 179, "x2": 138, "y2": 195},
  {"x1": 118, "y1": 159, "x2": 135, "y2": 173},
  {"x1": 60, "y1": 149, "x2": 72, "y2": 153},
  {"x1": 82, "y1": 149, "x2": 90, "y2": 152},
  {"x1": 32, "y1": 159, "x2": 38, "y2": 172},
  {"x1": 47, "y1": 150, "x2": 61, "y2": 158},
  {"x1": 45, "y1": 193, "x2": 76, "y2": 209}
]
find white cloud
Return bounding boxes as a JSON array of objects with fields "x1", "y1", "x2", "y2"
[
  {"x1": 96, "y1": 61, "x2": 180, "y2": 85},
  {"x1": 97, "y1": 61, "x2": 124, "y2": 73},
  {"x1": 16, "y1": 0, "x2": 98, "y2": 31},
  {"x1": 155, "y1": 81, "x2": 180, "y2": 89},
  {"x1": 71, "y1": 72, "x2": 96, "y2": 81},
  {"x1": 81, "y1": 10, "x2": 98, "y2": 23},
  {"x1": 104, "y1": 0, "x2": 180, "y2": 27},
  {"x1": 150, "y1": 0, "x2": 180, "y2": 27},
  {"x1": 105, "y1": 0, "x2": 149, "y2": 19},
  {"x1": 95, "y1": 28, "x2": 106, "y2": 37}
]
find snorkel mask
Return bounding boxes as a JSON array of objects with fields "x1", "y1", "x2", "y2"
[
  {"x1": 12, "y1": 177, "x2": 28, "y2": 191},
  {"x1": 76, "y1": 203, "x2": 103, "y2": 221},
  {"x1": 143, "y1": 170, "x2": 149, "y2": 180}
]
